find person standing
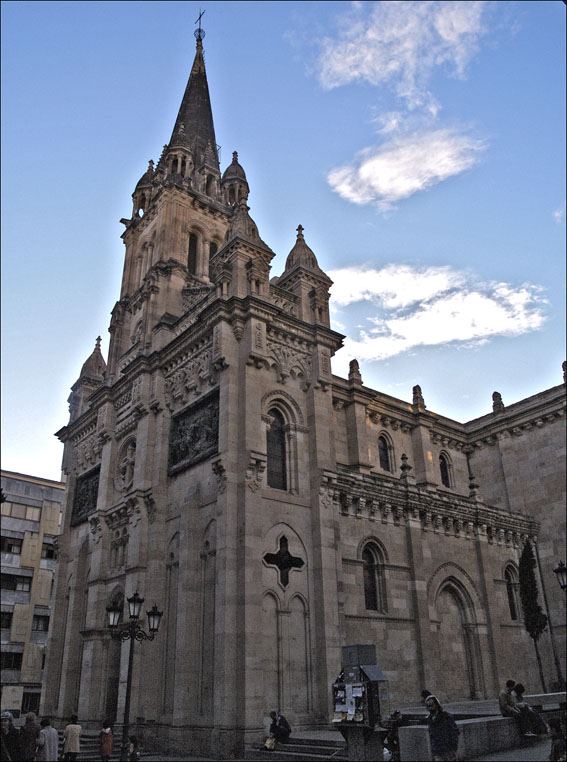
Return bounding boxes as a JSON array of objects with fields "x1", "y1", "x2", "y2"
[
  {"x1": 1, "y1": 711, "x2": 22, "y2": 762},
  {"x1": 36, "y1": 718, "x2": 59, "y2": 762},
  {"x1": 425, "y1": 695, "x2": 459, "y2": 762},
  {"x1": 63, "y1": 714, "x2": 82, "y2": 760},
  {"x1": 99, "y1": 720, "x2": 114, "y2": 762},
  {"x1": 19, "y1": 712, "x2": 40, "y2": 761}
]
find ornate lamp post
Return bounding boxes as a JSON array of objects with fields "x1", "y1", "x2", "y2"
[
  {"x1": 553, "y1": 561, "x2": 567, "y2": 592},
  {"x1": 106, "y1": 591, "x2": 163, "y2": 762}
]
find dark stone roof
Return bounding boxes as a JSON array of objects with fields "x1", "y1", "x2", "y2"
[
  {"x1": 169, "y1": 38, "x2": 219, "y2": 171},
  {"x1": 222, "y1": 151, "x2": 247, "y2": 182},
  {"x1": 79, "y1": 337, "x2": 106, "y2": 381}
]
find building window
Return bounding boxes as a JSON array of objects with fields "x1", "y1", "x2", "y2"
[
  {"x1": 22, "y1": 692, "x2": 40, "y2": 714},
  {"x1": 32, "y1": 615, "x2": 50, "y2": 632},
  {"x1": 362, "y1": 543, "x2": 387, "y2": 613},
  {"x1": 266, "y1": 408, "x2": 287, "y2": 490},
  {"x1": 1, "y1": 574, "x2": 32, "y2": 592},
  {"x1": 41, "y1": 543, "x2": 56, "y2": 560},
  {"x1": 188, "y1": 233, "x2": 198, "y2": 274},
  {"x1": 1, "y1": 502, "x2": 41, "y2": 521},
  {"x1": 1, "y1": 536, "x2": 22, "y2": 554},
  {"x1": 439, "y1": 453, "x2": 452, "y2": 488},
  {"x1": 505, "y1": 566, "x2": 520, "y2": 621},
  {"x1": 0, "y1": 652, "x2": 23, "y2": 670},
  {"x1": 1, "y1": 611, "x2": 13, "y2": 629},
  {"x1": 378, "y1": 435, "x2": 391, "y2": 472}
]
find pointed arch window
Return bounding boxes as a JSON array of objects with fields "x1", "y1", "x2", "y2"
[
  {"x1": 188, "y1": 233, "x2": 198, "y2": 275},
  {"x1": 267, "y1": 408, "x2": 287, "y2": 491},
  {"x1": 362, "y1": 543, "x2": 387, "y2": 613},
  {"x1": 378, "y1": 435, "x2": 391, "y2": 472},
  {"x1": 439, "y1": 453, "x2": 452, "y2": 488},
  {"x1": 504, "y1": 565, "x2": 520, "y2": 621}
]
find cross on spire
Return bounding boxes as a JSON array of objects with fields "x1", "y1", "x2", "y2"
[
  {"x1": 263, "y1": 536, "x2": 304, "y2": 587},
  {"x1": 194, "y1": 8, "x2": 206, "y2": 41},
  {"x1": 296, "y1": 224, "x2": 304, "y2": 237}
]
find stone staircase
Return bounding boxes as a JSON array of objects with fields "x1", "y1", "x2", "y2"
[
  {"x1": 245, "y1": 735, "x2": 348, "y2": 761},
  {"x1": 57, "y1": 730, "x2": 122, "y2": 761}
]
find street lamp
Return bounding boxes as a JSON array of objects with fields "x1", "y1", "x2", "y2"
[
  {"x1": 106, "y1": 591, "x2": 163, "y2": 762},
  {"x1": 553, "y1": 561, "x2": 567, "y2": 591}
]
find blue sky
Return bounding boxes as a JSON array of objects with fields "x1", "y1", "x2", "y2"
[{"x1": 1, "y1": 1, "x2": 565, "y2": 480}]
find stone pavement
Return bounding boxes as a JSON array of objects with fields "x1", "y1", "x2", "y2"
[{"x1": 471, "y1": 737, "x2": 552, "y2": 761}]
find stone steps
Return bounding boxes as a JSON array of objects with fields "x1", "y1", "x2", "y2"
[
  {"x1": 57, "y1": 731, "x2": 122, "y2": 761},
  {"x1": 245, "y1": 737, "x2": 348, "y2": 762}
]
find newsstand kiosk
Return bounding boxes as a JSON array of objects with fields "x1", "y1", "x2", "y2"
[{"x1": 332, "y1": 644, "x2": 390, "y2": 761}]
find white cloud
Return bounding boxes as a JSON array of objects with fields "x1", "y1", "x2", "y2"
[
  {"x1": 329, "y1": 263, "x2": 465, "y2": 308},
  {"x1": 329, "y1": 264, "x2": 547, "y2": 368},
  {"x1": 328, "y1": 129, "x2": 485, "y2": 210},
  {"x1": 553, "y1": 202, "x2": 566, "y2": 224},
  {"x1": 318, "y1": 1, "x2": 487, "y2": 111}
]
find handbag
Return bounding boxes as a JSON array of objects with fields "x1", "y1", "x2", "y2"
[{"x1": 264, "y1": 735, "x2": 276, "y2": 750}]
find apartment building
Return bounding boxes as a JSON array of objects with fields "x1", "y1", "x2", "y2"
[{"x1": 1, "y1": 470, "x2": 64, "y2": 716}]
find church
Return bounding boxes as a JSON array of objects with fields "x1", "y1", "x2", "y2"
[{"x1": 41, "y1": 26, "x2": 566, "y2": 759}]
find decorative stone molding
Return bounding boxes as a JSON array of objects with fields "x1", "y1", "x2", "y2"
[
  {"x1": 261, "y1": 389, "x2": 306, "y2": 428},
  {"x1": 266, "y1": 337, "x2": 312, "y2": 385},
  {"x1": 115, "y1": 438, "x2": 136, "y2": 492},
  {"x1": 89, "y1": 515, "x2": 103, "y2": 545},
  {"x1": 245, "y1": 451, "x2": 266, "y2": 492},
  {"x1": 211, "y1": 457, "x2": 227, "y2": 494},
  {"x1": 164, "y1": 348, "x2": 215, "y2": 412}
]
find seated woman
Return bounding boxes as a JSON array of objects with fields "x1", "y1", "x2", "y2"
[{"x1": 513, "y1": 683, "x2": 548, "y2": 737}]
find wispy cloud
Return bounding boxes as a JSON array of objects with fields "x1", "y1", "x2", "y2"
[
  {"x1": 553, "y1": 201, "x2": 566, "y2": 224},
  {"x1": 318, "y1": 1, "x2": 487, "y2": 112},
  {"x1": 329, "y1": 264, "x2": 547, "y2": 369},
  {"x1": 328, "y1": 129, "x2": 485, "y2": 210},
  {"x1": 318, "y1": 2, "x2": 490, "y2": 211}
]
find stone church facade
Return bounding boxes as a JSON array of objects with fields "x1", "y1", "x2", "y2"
[{"x1": 41, "y1": 31, "x2": 566, "y2": 759}]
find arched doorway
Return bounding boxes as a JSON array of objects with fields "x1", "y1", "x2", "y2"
[{"x1": 434, "y1": 578, "x2": 485, "y2": 701}]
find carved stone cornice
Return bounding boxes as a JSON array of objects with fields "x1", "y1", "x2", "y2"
[{"x1": 332, "y1": 467, "x2": 538, "y2": 540}]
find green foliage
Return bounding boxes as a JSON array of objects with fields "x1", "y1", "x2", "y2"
[{"x1": 519, "y1": 540, "x2": 548, "y2": 642}]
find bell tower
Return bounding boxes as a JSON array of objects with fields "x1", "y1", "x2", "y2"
[{"x1": 107, "y1": 24, "x2": 230, "y2": 381}]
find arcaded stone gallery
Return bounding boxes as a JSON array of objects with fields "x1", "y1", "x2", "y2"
[{"x1": 42, "y1": 29, "x2": 566, "y2": 759}]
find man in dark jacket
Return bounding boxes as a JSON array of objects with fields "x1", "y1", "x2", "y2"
[
  {"x1": 269, "y1": 711, "x2": 291, "y2": 744},
  {"x1": 425, "y1": 696, "x2": 459, "y2": 762},
  {"x1": 1, "y1": 711, "x2": 22, "y2": 762}
]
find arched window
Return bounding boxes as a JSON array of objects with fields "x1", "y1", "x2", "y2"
[
  {"x1": 378, "y1": 435, "x2": 391, "y2": 472},
  {"x1": 188, "y1": 233, "x2": 198, "y2": 274},
  {"x1": 267, "y1": 408, "x2": 287, "y2": 490},
  {"x1": 362, "y1": 543, "x2": 387, "y2": 613},
  {"x1": 504, "y1": 565, "x2": 520, "y2": 621},
  {"x1": 209, "y1": 242, "x2": 218, "y2": 258},
  {"x1": 439, "y1": 453, "x2": 451, "y2": 488}
]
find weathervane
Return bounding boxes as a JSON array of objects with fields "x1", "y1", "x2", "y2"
[{"x1": 194, "y1": 8, "x2": 206, "y2": 41}]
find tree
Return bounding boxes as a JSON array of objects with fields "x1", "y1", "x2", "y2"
[{"x1": 519, "y1": 540, "x2": 548, "y2": 691}]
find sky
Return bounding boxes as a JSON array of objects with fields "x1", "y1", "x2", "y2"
[{"x1": 1, "y1": 1, "x2": 565, "y2": 481}]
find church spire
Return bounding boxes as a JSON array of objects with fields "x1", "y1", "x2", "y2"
[{"x1": 169, "y1": 18, "x2": 219, "y2": 172}]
